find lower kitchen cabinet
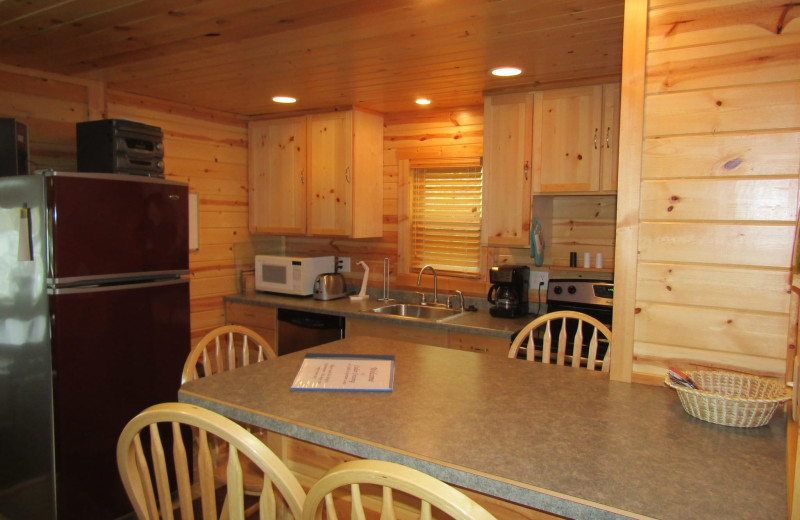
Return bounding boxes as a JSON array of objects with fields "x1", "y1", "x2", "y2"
[
  {"x1": 347, "y1": 318, "x2": 510, "y2": 356},
  {"x1": 346, "y1": 318, "x2": 449, "y2": 348},
  {"x1": 225, "y1": 301, "x2": 277, "y2": 350}
]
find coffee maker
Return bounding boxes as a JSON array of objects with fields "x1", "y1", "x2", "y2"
[{"x1": 488, "y1": 265, "x2": 529, "y2": 318}]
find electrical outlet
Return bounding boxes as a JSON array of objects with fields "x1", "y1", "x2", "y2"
[
  {"x1": 337, "y1": 257, "x2": 351, "y2": 272},
  {"x1": 530, "y1": 270, "x2": 549, "y2": 289}
]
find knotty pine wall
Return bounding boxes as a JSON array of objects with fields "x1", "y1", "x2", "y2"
[
  {"x1": 0, "y1": 64, "x2": 262, "y2": 350},
  {"x1": 285, "y1": 108, "x2": 492, "y2": 297},
  {"x1": 284, "y1": 109, "x2": 617, "y2": 299},
  {"x1": 629, "y1": 0, "x2": 800, "y2": 381}
]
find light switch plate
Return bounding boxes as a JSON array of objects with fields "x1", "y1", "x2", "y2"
[{"x1": 530, "y1": 270, "x2": 549, "y2": 289}]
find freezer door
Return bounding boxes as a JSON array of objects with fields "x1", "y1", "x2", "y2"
[
  {"x1": 47, "y1": 172, "x2": 188, "y2": 284},
  {"x1": 49, "y1": 278, "x2": 190, "y2": 518}
]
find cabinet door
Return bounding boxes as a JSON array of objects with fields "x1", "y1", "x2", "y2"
[
  {"x1": 346, "y1": 318, "x2": 449, "y2": 347},
  {"x1": 600, "y1": 83, "x2": 621, "y2": 192},
  {"x1": 482, "y1": 92, "x2": 533, "y2": 247},
  {"x1": 307, "y1": 111, "x2": 353, "y2": 236},
  {"x1": 533, "y1": 85, "x2": 602, "y2": 193},
  {"x1": 248, "y1": 118, "x2": 307, "y2": 234},
  {"x1": 225, "y1": 301, "x2": 277, "y2": 349}
]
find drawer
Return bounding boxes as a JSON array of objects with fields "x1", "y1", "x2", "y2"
[
  {"x1": 226, "y1": 302, "x2": 276, "y2": 328},
  {"x1": 448, "y1": 332, "x2": 510, "y2": 357},
  {"x1": 225, "y1": 302, "x2": 277, "y2": 348}
]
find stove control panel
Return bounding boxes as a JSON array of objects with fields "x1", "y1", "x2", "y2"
[{"x1": 548, "y1": 279, "x2": 613, "y2": 307}]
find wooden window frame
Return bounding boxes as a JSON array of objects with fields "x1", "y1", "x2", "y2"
[{"x1": 397, "y1": 153, "x2": 484, "y2": 284}]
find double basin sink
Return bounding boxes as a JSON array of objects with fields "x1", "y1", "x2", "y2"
[{"x1": 368, "y1": 303, "x2": 464, "y2": 322}]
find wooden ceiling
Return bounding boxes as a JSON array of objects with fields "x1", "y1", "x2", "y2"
[{"x1": 0, "y1": 0, "x2": 625, "y2": 118}]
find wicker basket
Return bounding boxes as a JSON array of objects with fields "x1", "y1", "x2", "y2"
[{"x1": 664, "y1": 370, "x2": 791, "y2": 428}]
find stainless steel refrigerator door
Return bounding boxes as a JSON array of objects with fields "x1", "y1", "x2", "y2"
[
  {"x1": 0, "y1": 175, "x2": 55, "y2": 520},
  {"x1": 49, "y1": 277, "x2": 190, "y2": 518},
  {"x1": 46, "y1": 171, "x2": 189, "y2": 285}
]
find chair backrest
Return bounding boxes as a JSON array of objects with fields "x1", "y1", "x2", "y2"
[
  {"x1": 302, "y1": 460, "x2": 498, "y2": 520},
  {"x1": 117, "y1": 402, "x2": 305, "y2": 520},
  {"x1": 182, "y1": 325, "x2": 277, "y2": 384},
  {"x1": 508, "y1": 311, "x2": 612, "y2": 372}
]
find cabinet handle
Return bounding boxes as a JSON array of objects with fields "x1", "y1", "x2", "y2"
[
  {"x1": 300, "y1": 168, "x2": 305, "y2": 184},
  {"x1": 524, "y1": 160, "x2": 529, "y2": 180},
  {"x1": 593, "y1": 128, "x2": 599, "y2": 150},
  {"x1": 345, "y1": 166, "x2": 351, "y2": 183},
  {"x1": 606, "y1": 127, "x2": 611, "y2": 149}
]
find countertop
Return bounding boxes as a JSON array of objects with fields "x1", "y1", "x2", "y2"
[
  {"x1": 225, "y1": 289, "x2": 538, "y2": 339},
  {"x1": 179, "y1": 336, "x2": 787, "y2": 520}
]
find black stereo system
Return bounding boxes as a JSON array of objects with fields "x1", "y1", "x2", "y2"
[
  {"x1": 77, "y1": 119, "x2": 165, "y2": 177},
  {"x1": 0, "y1": 118, "x2": 29, "y2": 176}
]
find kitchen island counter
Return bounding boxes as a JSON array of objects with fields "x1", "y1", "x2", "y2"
[{"x1": 179, "y1": 336, "x2": 786, "y2": 520}]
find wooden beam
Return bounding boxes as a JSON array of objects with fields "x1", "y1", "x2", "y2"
[{"x1": 610, "y1": 0, "x2": 648, "y2": 382}]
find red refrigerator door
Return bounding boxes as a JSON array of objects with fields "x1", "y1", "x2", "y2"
[
  {"x1": 49, "y1": 278, "x2": 190, "y2": 519},
  {"x1": 47, "y1": 172, "x2": 188, "y2": 283}
]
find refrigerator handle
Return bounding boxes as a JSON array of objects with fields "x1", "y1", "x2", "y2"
[
  {"x1": 18, "y1": 204, "x2": 32, "y2": 261},
  {"x1": 50, "y1": 276, "x2": 188, "y2": 295}
]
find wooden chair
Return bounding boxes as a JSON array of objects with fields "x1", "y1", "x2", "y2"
[
  {"x1": 117, "y1": 402, "x2": 305, "y2": 520},
  {"x1": 181, "y1": 325, "x2": 279, "y2": 514},
  {"x1": 508, "y1": 311, "x2": 612, "y2": 372},
  {"x1": 182, "y1": 325, "x2": 277, "y2": 384},
  {"x1": 302, "y1": 459, "x2": 498, "y2": 520}
]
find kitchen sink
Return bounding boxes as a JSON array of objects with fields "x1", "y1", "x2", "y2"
[{"x1": 369, "y1": 303, "x2": 463, "y2": 322}]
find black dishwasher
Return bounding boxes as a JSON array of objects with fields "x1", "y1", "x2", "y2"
[{"x1": 276, "y1": 308, "x2": 345, "y2": 356}]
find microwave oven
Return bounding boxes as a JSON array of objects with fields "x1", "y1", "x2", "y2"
[{"x1": 254, "y1": 255, "x2": 336, "y2": 296}]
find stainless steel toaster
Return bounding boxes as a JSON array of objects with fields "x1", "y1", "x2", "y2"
[{"x1": 313, "y1": 273, "x2": 348, "y2": 300}]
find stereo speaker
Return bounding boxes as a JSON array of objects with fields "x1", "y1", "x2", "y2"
[{"x1": 0, "y1": 118, "x2": 29, "y2": 176}]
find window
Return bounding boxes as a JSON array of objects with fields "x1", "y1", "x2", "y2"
[{"x1": 408, "y1": 162, "x2": 483, "y2": 276}]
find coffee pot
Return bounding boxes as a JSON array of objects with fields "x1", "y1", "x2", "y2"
[
  {"x1": 487, "y1": 265, "x2": 530, "y2": 318},
  {"x1": 488, "y1": 284, "x2": 520, "y2": 308}
]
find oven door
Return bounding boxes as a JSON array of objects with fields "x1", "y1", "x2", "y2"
[{"x1": 513, "y1": 302, "x2": 612, "y2": 368}]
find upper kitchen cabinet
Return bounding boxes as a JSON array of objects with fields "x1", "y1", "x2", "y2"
[
  {"x1": 532, "y1": 83, "x2": 620, "y2": 194},
  {"x1": 307, "y1": 110, "x2": 383, "y2": 237},
  {"x1": 248, "y1": 109, "x2": 384, "y2": 238},
  {"x1": 248, "y1": 117, "x2": 307, "y2": 235},
  {"x1": 481, "y1": 92, "x2": 533, "y2": 247}
]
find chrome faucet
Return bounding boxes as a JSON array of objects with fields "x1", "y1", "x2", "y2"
[{"x1": 416, "y1": 264, "x2": 438, "y2": 304}]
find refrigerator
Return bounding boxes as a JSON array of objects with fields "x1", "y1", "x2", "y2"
[{"x1": 0, "y1": 170, "x2": 191, "y2": 519}]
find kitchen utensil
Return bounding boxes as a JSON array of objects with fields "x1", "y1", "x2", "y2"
[
  {"x1": 313, "y1": 273, "x2": 348, "y2": 301},
  {"x1": 349, "y1": 261, "x2": 370, "y2": 301}
]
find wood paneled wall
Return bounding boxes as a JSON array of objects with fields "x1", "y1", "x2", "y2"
[
  {"x1": 105, "y1": 92, "x2": 254, "y2": 345},
  {"x1": 0, "y1": 64, "x2": 102, "y2": 171},
  {"x1": 0, "y1": 64, "x2": 252, "y2": 349},
  {"x1": 285, "y1": 108, "x2": 491, "y2": 296},
  {"x1": 631, "y1": 0, "x2": 800, "y2": 381}
]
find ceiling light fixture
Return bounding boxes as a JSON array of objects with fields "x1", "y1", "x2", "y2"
[
  {"x1": 415, "y1": 98, "x2": 431, "y2": 105},
  {"x1": 272, "y1": 96, "x2": 297, "y2": 104},
  {"x1": 491, "y1": 67, "x2": 522, "y2": 77}
]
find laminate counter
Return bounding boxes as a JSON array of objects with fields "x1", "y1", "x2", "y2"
[
  {"x1": 225, "y1": 291, "x2": 537, "y2": 340},
  {"x1": 178, "y1": 336, "x2": 787, "y2": 520}
]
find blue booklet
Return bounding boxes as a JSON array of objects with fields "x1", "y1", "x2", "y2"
[{"x1": 290, "y1": 353, "x2": 395, "y2": 392}]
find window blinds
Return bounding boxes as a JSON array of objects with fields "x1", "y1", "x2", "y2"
[{"x1": 410, "y1": 165, "x2": 482, "y2": 276}]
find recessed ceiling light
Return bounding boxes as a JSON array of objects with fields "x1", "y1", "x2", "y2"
[
  {"x1": 272, "y1": 96, "x2": 297, "y2": 104},
  {"x1": 416, "y1": 98, "x2": 431, "y2": 105},
  {"x1": 491, "y1": 67, "x2": 522, "y2": 77}
]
